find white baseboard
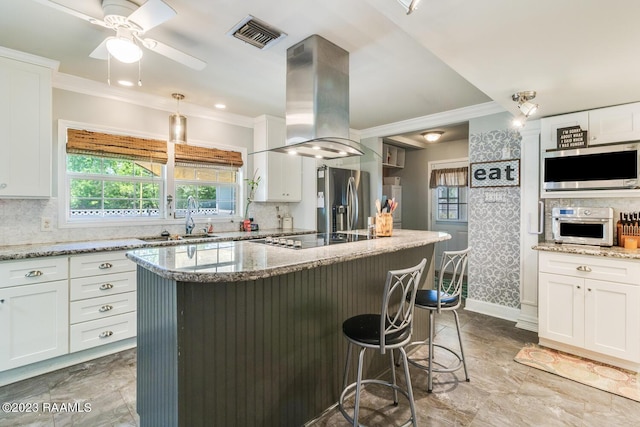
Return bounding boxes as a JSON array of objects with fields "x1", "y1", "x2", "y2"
[
  {"x1": 0, "y1": 338, "x2": 136, "y2": 387},
  {"x1": 464, "y1": 298, "x2": 520, "y2": 322}
]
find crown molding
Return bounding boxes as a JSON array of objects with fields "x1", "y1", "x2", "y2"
[
  {"x1": 0, "y1": 46, "x2": 59, "y2": 70},
  {"x1": 52, "y1": 72, "x2": 255, "y2": 129},
  {"x1": 359, "y1": 101, "x2": 506, "y2": 139}
]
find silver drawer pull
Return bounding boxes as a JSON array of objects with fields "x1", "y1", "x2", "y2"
[
  {"x1": 99, "y1": 283, "x2": 114, "y2": 291},
  {"x1": 99, "y1": 331, "x2": 114, "y2": 338},
  {"x1": 99, "y1": 305, "x2": 113, "y2": 313},
  {"x1": 576, "y1": 265, "x2": 592, "y2": 272},
  {"x1": 25, "y1": 270, "x2": 44, "y2": 278},
  {"x1": 98, "y1": 262, "x2": 113, "y2": 270}
]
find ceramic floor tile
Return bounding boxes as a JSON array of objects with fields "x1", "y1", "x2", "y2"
[{"x1": 2, "y1": 309, "x2": 640, "y2": 426}]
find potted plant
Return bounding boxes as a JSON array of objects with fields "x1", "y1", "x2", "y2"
[{"x1": 243, "y1": 169, "x2": 261, "y2": 230}]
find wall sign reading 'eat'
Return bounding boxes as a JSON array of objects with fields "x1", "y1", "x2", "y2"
[{"x1": 470, "y1": 159, "x2": 520, "y2": 188}]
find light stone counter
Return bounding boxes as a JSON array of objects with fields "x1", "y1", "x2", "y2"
[
  {"x1": 125, "y1": 229, "x2": 451, "y2": 283},
  {"x1": 533, "y1": 242, "x2": 640, "y2": 260},
  {"x1": 0, "y1": 228, "x2": 314, "y2": 261},
  {"x1": 132, "y1": 228, "x2": 450, "y2": 426}
]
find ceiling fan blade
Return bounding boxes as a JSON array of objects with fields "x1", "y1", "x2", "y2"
[
  {"x1": 142, "y1": 38, "x2": 206, "y2": 70},
  {"x1": 127, "y1": 0, "x2": 176, "y2": 32},
  {"x1": 89, "y1": 38, "x2": 110, "y2": 60},
  {"x1": 31, "y1": 0, "x2": 109, "y2": 28}
]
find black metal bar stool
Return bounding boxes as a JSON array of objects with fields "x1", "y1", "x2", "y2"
[
  {"x1": 339, "y1": 258, "x2": 427, "y2": 427},
  {"x1": 405, "y1": 248, "x2": 470, "y2": 393}
]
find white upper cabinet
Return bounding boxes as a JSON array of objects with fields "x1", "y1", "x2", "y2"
[
  {"x1": 253, "y1": 115, "x2": 302, "y2": 202},
  {"x1": 0, "y1": 52, "x2": 54, "y2": 198},
  {"x1": 540, "y1": 102, "x2": 640, "y2": 152},
  {"x1": 588, "y1": 103, "x2": 640, "y2": 146}
]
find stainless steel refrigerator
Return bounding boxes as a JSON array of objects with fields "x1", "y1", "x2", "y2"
[{"x1": 317, "y1": 166, "x2": 370, "y2": 233}]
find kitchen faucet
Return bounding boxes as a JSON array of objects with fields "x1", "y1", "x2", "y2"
[{"x1": 185, "y1": 196, "x2": 197, "y2": 234}]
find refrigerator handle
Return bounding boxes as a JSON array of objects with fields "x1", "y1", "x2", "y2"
[
  {"x1": 528, "y1": 200, "x2": 544, "y2": 235},
  {"x1": 347, "y1": 177, "x2": 357, "y2": 230}
]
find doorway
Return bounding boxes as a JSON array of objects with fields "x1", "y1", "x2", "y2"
[{"x1": 428, "y1": 158, "x2": 469, "y2": 271}]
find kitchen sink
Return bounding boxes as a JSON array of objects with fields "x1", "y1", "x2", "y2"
[{"x1": 141, "y1": 234, "x2": 218, "y2": 242}]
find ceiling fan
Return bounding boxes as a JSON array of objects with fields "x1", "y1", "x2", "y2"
[{"x1": 34, "y1": 0, "x2": 206, "y2": 70}]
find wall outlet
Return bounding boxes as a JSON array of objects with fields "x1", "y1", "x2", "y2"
[{"x1": 41, "y1": 216, "x2": 53, "y2": 232}]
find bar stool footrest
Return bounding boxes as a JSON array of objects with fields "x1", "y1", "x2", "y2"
[
  {"x1": 339, "y1": 379, "x2": 415, "y2": 427},
  {"x1": 405, "y1": 342, "x2": 465, "y2": 374}
]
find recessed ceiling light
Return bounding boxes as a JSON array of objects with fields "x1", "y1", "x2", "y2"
[
  {"x1": 315, "y1": 155, "x2": 323, "y2": 159},
  {"x1": 287, "y1": 149, "x2": 297, "y2": 155},
  {"x1": 118, "y1": 80, "x2": 135, "y2": 87},
  {"x1": 312, "y1": 146, "x2": 321, "y2": 150},
  {"x1": 339, "y1": 151, "x2": 347, "y2": 156},
  {"x1": 214, "y1": 103, "x2": 226, "y2": 109}
]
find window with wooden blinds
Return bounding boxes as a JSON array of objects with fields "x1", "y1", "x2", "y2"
[
  {"x1": 66, "y1": 129, "x2": 168, "y2": 164},
  {"x1": 174, "y1": 143, "x2": 243, "y2": 168}
]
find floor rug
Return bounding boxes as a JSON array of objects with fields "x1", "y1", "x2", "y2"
[{"x1": 514, "y1": 343, "x2": 640, "y2": 402}]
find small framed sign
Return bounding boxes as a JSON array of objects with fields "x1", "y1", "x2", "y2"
[
  {"x1": 470, "y1": 159, "x2": 520, "y2": 188},
  {"x1": 557, "y1": 126, "x2": 588, "y2": 149}
]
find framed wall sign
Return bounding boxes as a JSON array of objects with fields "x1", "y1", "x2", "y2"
[
  {"x1": 470, "y1": 159, "x2": 520, "y2": 188},
  {"x1": 557, "y1": 126, "x2": 588, "y2": 149}
]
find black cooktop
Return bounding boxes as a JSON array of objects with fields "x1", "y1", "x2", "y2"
[{"x1": 253, "y1": 232, "x2": 374, "y2": 249}]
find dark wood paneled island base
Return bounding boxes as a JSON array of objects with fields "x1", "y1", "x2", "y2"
[{"x1": 128, "y1": 230, "x2": 449, "y2": 426}]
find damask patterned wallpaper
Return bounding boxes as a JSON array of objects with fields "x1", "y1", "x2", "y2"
[{"x1": 468, "y1": 126, "x2": 522, "y2": 309}]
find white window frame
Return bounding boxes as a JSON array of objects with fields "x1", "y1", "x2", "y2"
[
  {"x1": 57, "y1": 119, "x2": 247, "y2": 229},
  {"x1": 428, "y1": 158, "x2": 469, "y2": 226}
]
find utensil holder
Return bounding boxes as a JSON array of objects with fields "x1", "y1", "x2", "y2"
[{"x1": 376, "y1": 213, "x2": 393, "y2": 237}]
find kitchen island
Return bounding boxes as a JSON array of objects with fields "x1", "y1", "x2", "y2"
[{"x1": 126, "y1": 229, "x2": 450, "y2": 427}]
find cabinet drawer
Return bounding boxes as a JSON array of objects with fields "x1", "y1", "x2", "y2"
[
  {"x1": 539, "y1": 251, "x2": 640, "y2": 285},
  {"x1": 70, "y1": 252, "x2": 135, "y2": 278},
  {"x1": 70, "y1": 291, "x2": 136, "y2": 324},
  {"x1": 0, "y1": 257, "x2": 68, "y2": 289},
  {"x1": 70, "y1": 271, "x2": 136, "y2": 301},
  {"x1": 70, "y1": 312, "x2": 136, "y2": 353}
]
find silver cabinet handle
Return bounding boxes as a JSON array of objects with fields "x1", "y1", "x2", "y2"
[
  {"x1": 99, "y1": 331, "x2": 114, "y2": 338},
  {"x1": 98, "y1": 305, "x2": 113, "y2": 313},
  {"x1": 98, "y1": 262, "x2": 113, "y2": 269},
  {"x1": 25, "y1": 270, "x2": 44, "y2": 278},
  {"x1": 576, "y1": 265, "x2": 592, "y2": 272},
  {"x1": 99, "y1": 283, "x2": 114, "y2": 291}
]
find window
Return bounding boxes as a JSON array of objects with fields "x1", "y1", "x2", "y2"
[
  {"x1": 61, "y1": 123, "x2": 245, "y2": 225},
  {"x1": 67, "y1": 155, "x2": 164, "y2": 219},
  {"x1": 436, "y1": 186, "x2": 468, "y2": 221},
  {"x1": 430, "y1": 165, "x2": 469, "y2": 223},
  {"x1": 174, "y1": 164, "x2": 238, "y2": 217}
]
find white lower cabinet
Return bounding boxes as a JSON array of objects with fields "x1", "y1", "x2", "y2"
[
  {"x1": 69, "y1": 251, "x2": 137, "y2": 352},
  {"x1": 0, "y1": 251, "x2": 137, "y2": 378},
  {"x1": 0, "y1": 281, "x2": 68, "y2": 371},
  {"x1": 538, "y1": 251, "x2": 640, "y2": 367}
]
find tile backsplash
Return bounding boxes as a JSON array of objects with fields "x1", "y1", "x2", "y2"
[{"x1": 0, "y1": 198, "x2": 292, "y2": 246}]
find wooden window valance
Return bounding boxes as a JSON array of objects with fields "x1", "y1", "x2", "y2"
[
  {"x1": 429, "y1": 167, "x2": 469, "y2": 188},
  {"x1": 174, "y1": 143, "x2": 244, "y2": 168},
  {"x1": 66, "y1": 129, "x2": 168, "y2": 164}
]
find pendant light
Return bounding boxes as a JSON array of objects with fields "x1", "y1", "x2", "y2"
[{"x1": 169, "y1": 93, "x2": 187, "y2": 144}]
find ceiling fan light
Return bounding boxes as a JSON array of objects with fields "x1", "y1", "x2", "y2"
[
  {"x1": 106, "y1": 32, "x2": 143, "y2": 63},
  {"x1": 422, "y1": 131, "x2": 444, "y2": 142}
]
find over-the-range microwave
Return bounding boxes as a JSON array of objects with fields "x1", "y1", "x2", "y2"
[{"x1": 543, "y1": 142, "x2": 640, "y2": 191}]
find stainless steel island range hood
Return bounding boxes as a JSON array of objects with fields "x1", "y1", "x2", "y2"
[{"x1": 269, "y1": 34, "x2": 364, "y2": 159}]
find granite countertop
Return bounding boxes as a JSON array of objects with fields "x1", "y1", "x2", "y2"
[
  {"x1": 126, "y1": 229, "x2": 451, "y2": 283},
  {"x1": 533, "y1": 242, "x2": 640, "y2": 260},
  {"x1": 0, "y1": 228, "x2": 315, "y2": 261}
]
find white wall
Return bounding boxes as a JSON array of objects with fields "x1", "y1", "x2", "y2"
[{"x1": 0, "y1": 87, "x2": 258, "y2": 246}]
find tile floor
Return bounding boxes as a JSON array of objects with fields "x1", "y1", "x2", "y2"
[{"x1": 1, "y1": 308, "x2": 639, "y2": 426}]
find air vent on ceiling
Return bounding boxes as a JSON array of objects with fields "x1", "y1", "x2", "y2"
[{"x1": 227, "y1": 15, "x2": 287, "y2": 50}]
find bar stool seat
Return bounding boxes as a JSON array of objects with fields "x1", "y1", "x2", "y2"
[
  {"x1": 339, "y1": 258, "x2": 427, "y2": 427},
  {"x1": 406, "y1": 248, "x2": 470, "y2": 393}
]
